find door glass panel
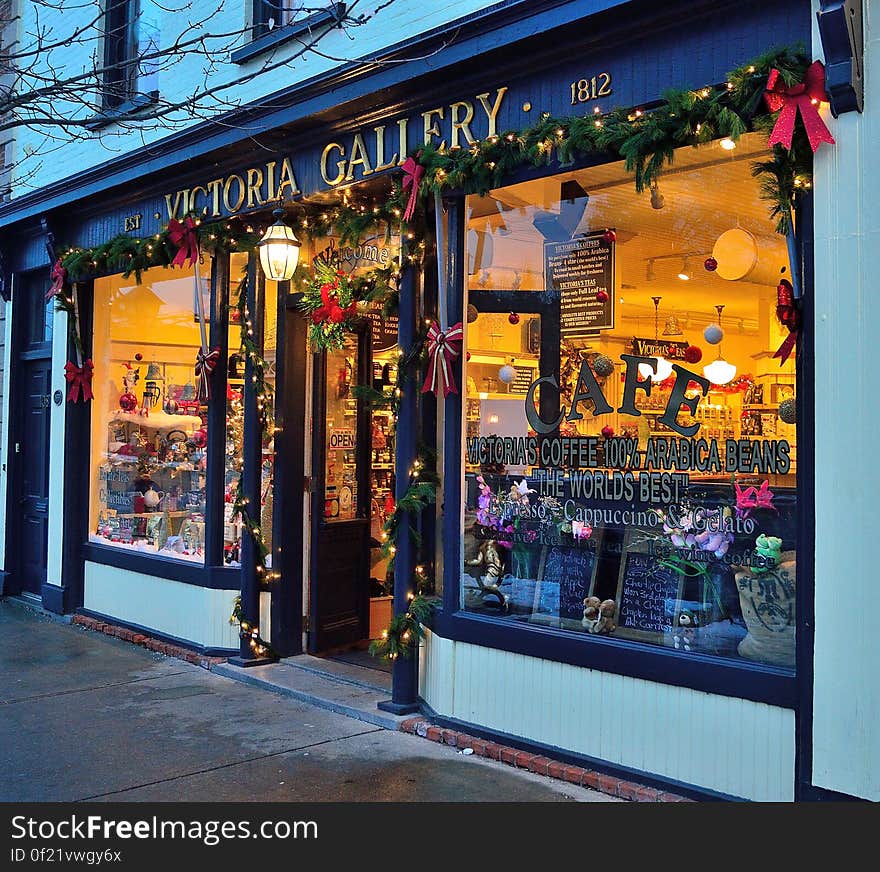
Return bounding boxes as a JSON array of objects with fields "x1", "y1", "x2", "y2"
[{"x1": 324, "y1": 334, "x2": 360, "y2": 522}]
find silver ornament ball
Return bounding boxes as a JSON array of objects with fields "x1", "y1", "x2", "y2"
[
  {"x1": 704, "y1": 323, "x2": 724, "y2": 345},
  {"x1": 592, "y1": 354, "x2": 615, "y2": 377},
  {"x1": 778, "y1": 397, "x2": 796, "y2": 424}
]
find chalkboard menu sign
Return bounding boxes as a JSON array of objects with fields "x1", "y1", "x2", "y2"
[
  {"x1": 366, "y1": 303, "x2": 399, "y2": 354},
  {"x1": 544, "y1": 231, "x2": 615, "y2": 336},
  {"x1": 539, "y1": 544, "x2": 599, "y2": 621},
  {"x1": 509, "y1": 365, "x2": 535, "y2": 394},
  {"x1": 616, "y1": 551, "x2": 682, "y2": 637}
]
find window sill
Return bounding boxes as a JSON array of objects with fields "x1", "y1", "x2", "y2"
[
  {"x1": 85, "y1": 91, "x2": 160, "y2": 131},
  {"x1": 430, "y1": 609, "x2": 796, "y2": 708},
  {"x1": 82, "y1": 542, "x2": 240, "y2": 589},
  {"x1": 231, "y1": 3, "x2": 347, "y2": 65}
]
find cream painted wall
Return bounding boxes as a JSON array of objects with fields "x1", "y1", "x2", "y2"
[
  {"x1": 10, "y1": 0, "x2": 503, "y2": 198},
  {"x1": 811, "y1": 4, "x2": 880, "y2": 801},
  {"x1": 84, "y1": 561, "x2": 240, "y2": 650},
  {"x1": 420, "y1": 631, "x2": 796, "y2": 800}
]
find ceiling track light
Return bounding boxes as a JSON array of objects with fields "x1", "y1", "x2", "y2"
[{"x1": 677, "y1": 257, "x2": 691, "y2": 281}]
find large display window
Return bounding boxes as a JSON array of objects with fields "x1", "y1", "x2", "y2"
[
  {"x1": 90, "y1": 263, "x2": 215, "y2": 561},
  {"x1": 461, "y1": 134, "x2": 798, "y2": 670}
]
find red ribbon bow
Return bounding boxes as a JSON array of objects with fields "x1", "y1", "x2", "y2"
[
  {"x1": 47, "y1": 259, "x2": 67, "y2": 302},
  {"x1": 312, "y1": 281, "x2": 356, "y2": 325},
  {"x1": 422, "y1": 321, "x2": 463, "y2": 397},
  {"x1": 64, "y1": 359, "x2": 94, "y2": 403},
  {"x1": 773, "y1": 279, "x2": 800, "y2": 365},
  {"x1": 167, "y1": 217, "x2": 201, "y2": 268},
  {"x1": 401, "y1": 154, "x2": 425, "y2": 223},
  {"x1": 195, "y1": 346, "x2": 221, "y2": 402},
  {"x1": 764, "y1": 61, "x2": 835, "y2": 153}
]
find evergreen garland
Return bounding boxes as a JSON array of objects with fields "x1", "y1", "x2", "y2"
[{"x1": 368, "y1": 593, "x2": 437, "y2": 660}]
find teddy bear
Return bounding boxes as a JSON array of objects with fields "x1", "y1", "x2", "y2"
[
  {"x1": 673, "y1": 609, "x2": 698, "y2": 651},
  {"x1": 582, "y1": 596, "x2": 617, "y2": 634}
]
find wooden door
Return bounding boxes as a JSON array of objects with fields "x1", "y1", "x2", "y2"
[{"x1": 309, "y1": 327, "x2": 371, "y2": 651}]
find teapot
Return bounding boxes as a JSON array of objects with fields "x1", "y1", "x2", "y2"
[{"x1": 143, "y1": 487, "x2": 165, "y2": 510}]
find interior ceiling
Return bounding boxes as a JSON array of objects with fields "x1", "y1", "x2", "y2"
[{"x1": 467, "y1": 133, "x2": 787, "y2": 323}]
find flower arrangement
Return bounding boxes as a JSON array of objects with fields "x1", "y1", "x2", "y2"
[{"x1": 299, "y1": 262, "x2": 360, "y2": 351}]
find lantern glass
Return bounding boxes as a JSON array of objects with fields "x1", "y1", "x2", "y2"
[
  {"x1": 258, "y1": 217, "x2": 301, "y2": 281},
  {"x1": 703, "y1": 357, "x2": 737, "y2": 385}
]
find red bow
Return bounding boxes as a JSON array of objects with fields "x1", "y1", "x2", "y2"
[
  {"x1": 773, "y1": 279, "x2": 800, "y2": 365},
  {"x1": 167, "y1": 217, "x2": 201, "y2": 268},
  {"x1": 64, "y1": 359, "x2": 94, "y2": 403},
  {"x1": 764, "y1": 61, "x2": 835, "y2": 153},
  {"x1": 422, "y1": 321, "x2": 463, "y2": 397},
  {"x1": 312, "y1": 281, "x2": 356, "y2": 325},
  {"x1": 47, "y1": 259, "x2": 67, "y2": 302},
  {"x1": 401, "y1": 154, "x2": 425, "y2": 223},
  {"x1": 195, "y1": 346, "x2": 220, "y2": 402}
]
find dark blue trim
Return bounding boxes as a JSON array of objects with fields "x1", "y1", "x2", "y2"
[
  {"x1": 419, "y1": 701, "x2": 746, "y2": 801},
  {"x1": 431, "y1": 610, "x2": 796, "y2": 707},
  {"x1": 77, "y1": 607, "x2": 237, "y2": 657},
  {"x1": 231, "y1": 3, "x2": 347, "y2": 65},
  {"x1": 82, "y1": 543, "x2": 242, "y2": 590}
]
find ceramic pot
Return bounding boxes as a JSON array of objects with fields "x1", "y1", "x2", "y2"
[
  {"x1": 734, "y1": 551, "x2": 796, "y2": 668},
  {"x1": 143, "y1": 487, "x2": 165, "y2": 510}
]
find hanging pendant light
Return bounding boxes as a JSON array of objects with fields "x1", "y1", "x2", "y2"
[
  {"x1": 703, "y1": 305, "x2": 737, "y2": 385},
  {"x1": 258, "y1": 205, "x2": 301, "y2": 281},
  {"x1": 638, "y1": 296, "x2": 674, "y2": 381}
]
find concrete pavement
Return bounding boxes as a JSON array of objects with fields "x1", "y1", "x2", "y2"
[{"x1": 0, "y1": 600, "x2": 617, "y2": 802}]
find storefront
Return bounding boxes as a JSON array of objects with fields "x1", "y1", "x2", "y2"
[{"x1": 1, "y1": 0, "x2": 873, "y2": 801}]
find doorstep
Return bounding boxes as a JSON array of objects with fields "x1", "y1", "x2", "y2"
[{"x1": 213, "y1": 655, "x2": 405, "y2": 731}]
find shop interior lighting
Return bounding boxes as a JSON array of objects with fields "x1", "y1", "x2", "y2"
[
  {"x1": 720, "y1": 137, "x2": 737, "y2": 151},
  {"x1": 703, "y1": 304, "x2": 737, "y2": 385},
  {"x1": 638, "y1": 296, "x2": 674, "y2": 381},
  {"x1": 677, "y1": 257, "x2": 691, "y2": 281}
]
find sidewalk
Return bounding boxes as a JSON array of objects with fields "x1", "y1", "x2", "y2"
[{"x1": 0, "y1": 600, "x2": 617, "y2": 802}]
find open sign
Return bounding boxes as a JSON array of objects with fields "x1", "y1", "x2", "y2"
[{"x1": 328, "y1": 428, "x2": 356, "y2": 450}]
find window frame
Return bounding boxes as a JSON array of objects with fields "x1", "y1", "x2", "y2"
[
  {"x1": 435, "y1": 153, "x2": 808, "y2": 709},
  {"x1": 103, "y1": 0, "x2": 141, "y2": 111}
]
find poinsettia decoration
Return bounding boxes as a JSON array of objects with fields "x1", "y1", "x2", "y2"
[{"x1": 299, "y1": 262, "x2": 360, "y2": 351}]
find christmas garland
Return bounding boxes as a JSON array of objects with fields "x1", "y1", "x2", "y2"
[{"x1": 368, "y1": 592, "x2": 437, "y2": 660}]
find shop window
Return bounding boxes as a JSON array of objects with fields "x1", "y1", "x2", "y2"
[
  {"x1": 90, "y1": 263, "x2": 213, "y2": 561},
  {"x1": 102, "y1": 0, "x2": 160, "y2": 110},
  {"x1": 461, "y1": 134, "x2": 798, "y2": 671}
]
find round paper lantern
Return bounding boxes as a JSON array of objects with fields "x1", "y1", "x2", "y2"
[
  {"x1": 498, "y1": 363, "x2": 516, "y2": 384},
  {"x1": 684, "y1": 345, "x2": 703, "y2": 364},
  {"x1": 704, "y1": 323, "x2": 724, "y2": 345},
  {"x1": 778, "y1": 397, "x2": 796, "y2": 424},
  {"x1": 711, "y1": 228, "x2": 758, "y2": 281},
  {"x1": 593, "y1": 355, "x2": 615, "y2": 377}
]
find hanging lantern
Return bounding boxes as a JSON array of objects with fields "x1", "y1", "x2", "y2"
[
  {"x1": 498, "y1": 360, "x2": 517, "y2": 383},
  {"x1": 703, "y1": 305, "x2": 737, "y2": 385},
  {"x1": 638, "y1": 296, "x2": 674, "y2": 381},
  {"x1": 258, "y1": 207, "x2": 301, "y2": 281}
]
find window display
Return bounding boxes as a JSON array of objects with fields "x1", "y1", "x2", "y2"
[
  {"x1": 90, "y1": 264, "x2": 213, "y2": 561},
  {"x1": 461, "y1": 135, "x2": 798, "y2": 670}
]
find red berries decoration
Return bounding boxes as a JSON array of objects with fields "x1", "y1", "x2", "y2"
[
  {"x1": 601, "y1": 425, "x2": 615, "y2": 439},
  {"x1": 704, "y1": 257, "x2": 718, "y2": 272},
  {"x1": 508, "y1": 312, "x2": 520, "y2": 325},
  {"x1": 602, "y1": 229, "x2": 616, "y2": 243},
  {"x1": 596, "y1": 290, "x2": 609, "y2": 303},
  {"x1": 684, "y1": 345, "x2": 703, "y2": 364},
  {"x1": 466, "y1": 351, "x2": 471, "y2": 362}
]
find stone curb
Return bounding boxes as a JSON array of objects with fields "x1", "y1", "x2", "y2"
[
  {"x1": 71, "y1": 614, "x2": 224, "y2": 670},
  {"x1": 399, "y1": 717, "x2": 693, "y2": 802}
]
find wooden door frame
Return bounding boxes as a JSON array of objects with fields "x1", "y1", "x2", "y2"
[{"x1": 308, "y1": 321, "x2": 372, "y2": 653}]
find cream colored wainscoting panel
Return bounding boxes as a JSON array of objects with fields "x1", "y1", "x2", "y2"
[
  {"x1": 0, "y1": 299, "x2": 12, "y2": 569},
  {"x1": 84, "y1": 561, "x2": 240, "y2": 650},
  {"x1": 260, "y1": 590, "x2": 271, "y2": 644},
  {"x1": 421, "y1": 638, "x2": 795, "y2": 800},
  {"x1": 811, "y1": 5, "x2": 880, "y2": 801},
  {"x1": 45, "y1": 307, "x2": 69, "y2": 587}
]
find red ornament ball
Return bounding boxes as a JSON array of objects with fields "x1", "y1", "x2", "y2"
[
  {"x1": 601, "y1": 425, "x2": 615, "y2": 439},
  {"x1": 596, "y1": 290, "x2": 609, "y2": 303},
  {"x1": 684, "y1": 345, "x2": 703, "y2": 364},
  {"x1": 134, "y1": 352, "x2": 143, "y2": 362},
  {"x1": 508, "y1": 312, "x2": 520, "y2": 325},
  {"x1": 704, "y1": 257, "x2": 718, "y2": 272},
  {"x1": 602, "y1": 229, "x2": 616, "y2": 243},
  {"x1": 466, "y1": 351, "x2": 471, "y2": 362},
  {"x1": 119, "y1": 391, "x2": 138, "y2": 412}
]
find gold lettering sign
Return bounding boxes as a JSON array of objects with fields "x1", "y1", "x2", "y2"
[{"x1": 163, "y1": 158, "x2": 301, "y2": 220}]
